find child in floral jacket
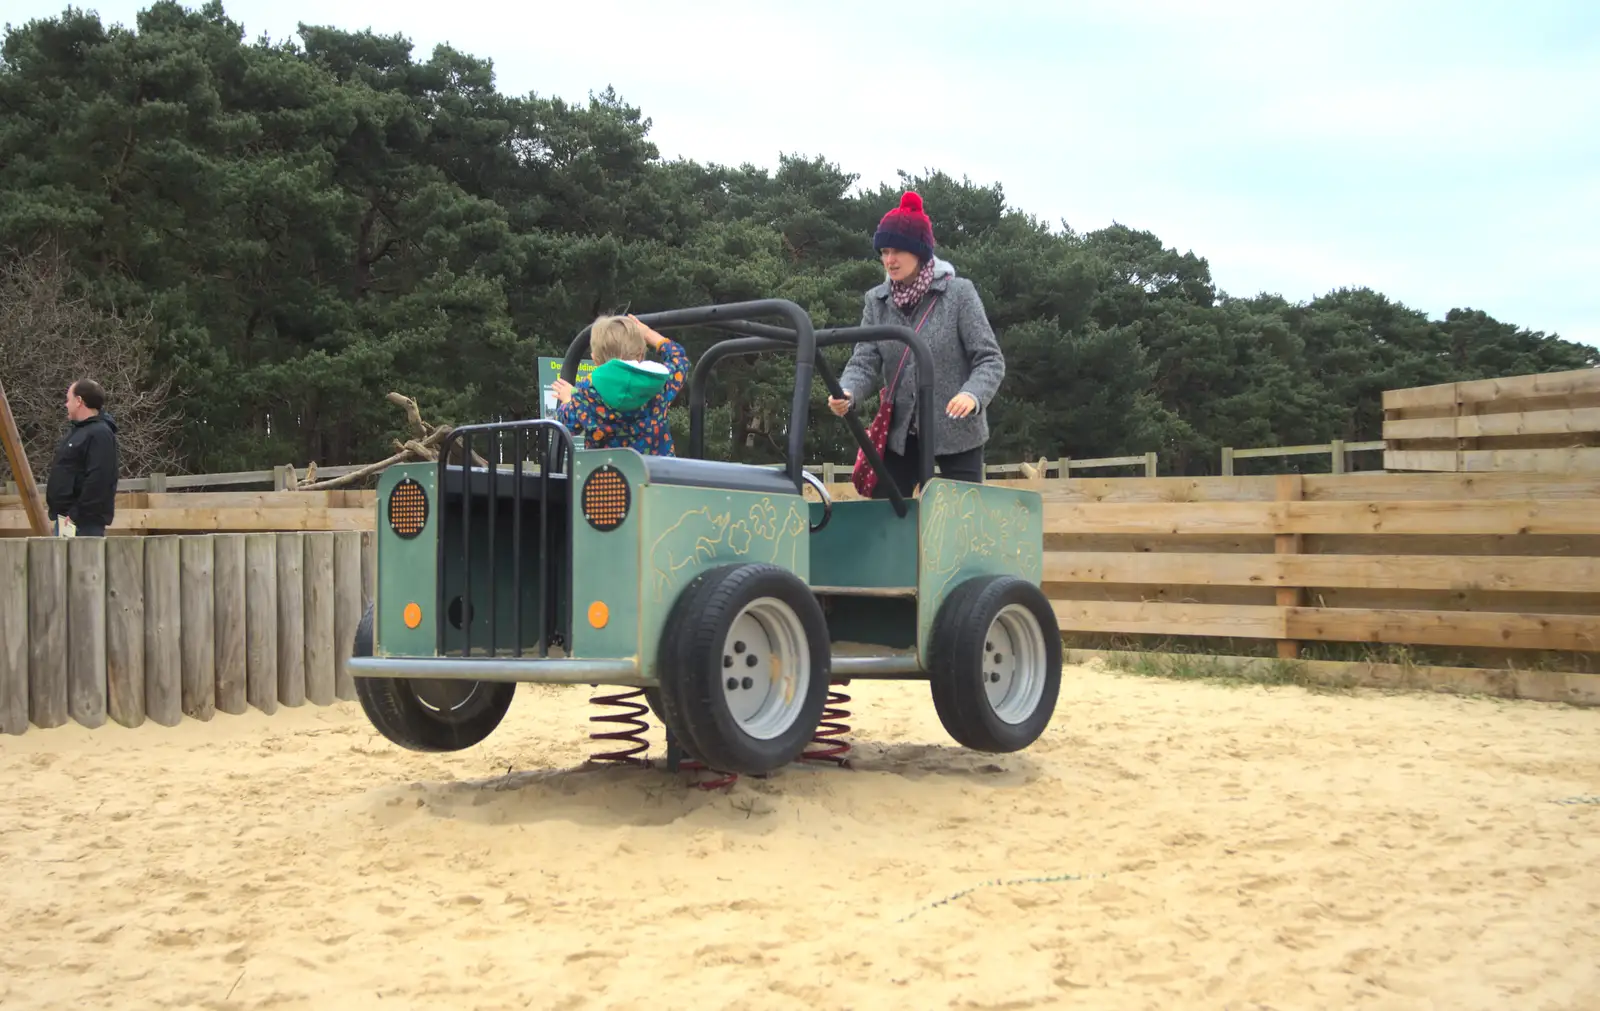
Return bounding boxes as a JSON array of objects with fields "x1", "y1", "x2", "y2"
[{"x1": 553, "y1": 314, "x2": 689, "y2": 456}]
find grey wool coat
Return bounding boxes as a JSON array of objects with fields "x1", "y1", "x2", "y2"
[{"x1": 838, "y1": 257, "x2": 1006, "y2": 458}]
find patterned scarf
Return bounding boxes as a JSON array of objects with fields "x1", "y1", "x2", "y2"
[{"x1": 890, "y1": 257, "x2": 935, "y2": 312}]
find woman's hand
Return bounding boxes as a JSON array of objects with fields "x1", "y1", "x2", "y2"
[
  {"x1": 827, "y1": 394, "x2": 853, "y2": 417},
  {"x1": 552, "y1": 378, "x2": 575, "y2": 405},
  {"x1": 627, "y1": 314, "x2": 668, "y2": 349},
  {"x1": 946, "y1": 392, "x2": 978, "y2": 418}
]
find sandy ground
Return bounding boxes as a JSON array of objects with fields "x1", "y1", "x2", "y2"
[{"x1": 1, "y1": 664, "x2": 1598, "y2": 1011}]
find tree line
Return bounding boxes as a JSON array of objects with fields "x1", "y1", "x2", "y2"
[{"x1": 2, "y1": 0, "x2": 1593, "y2": 480}]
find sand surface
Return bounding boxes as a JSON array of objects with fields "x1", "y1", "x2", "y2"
[{"x1": 2, "y1": 664, "x2": 1598, "y2": 1011}]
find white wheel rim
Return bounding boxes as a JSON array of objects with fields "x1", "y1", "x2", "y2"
[
  {"x1": 720, "y1": 597, "x2": 811, "y2": 740},
  {"x1": 983, "y1": 604, "x2": 1048, "y2": 725}
]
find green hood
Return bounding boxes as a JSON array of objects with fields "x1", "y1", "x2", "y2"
[{"x1": 589, "y1": 358, "x2": 671, "y2": 411}]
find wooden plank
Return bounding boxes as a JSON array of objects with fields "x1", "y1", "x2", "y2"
[
  {"x1": 1233, "y1": 443, "x2": 1336, "y2": 460},
  {"x1": 1458, "y1": 448, "x2": 1600, "y2": 473},
  {"x1": 276, "y1": 533, "x2": 306, "y2": 707},
  {"x1": 1044, "y1": 551, "x2": 1600, "y2": 593},
  {"x1": 1382, "y1": 381, "x2": 1459, "y2": 411},
  {"x1": 1043, "y1": 500, "x2": 1600, "y2": 537},
  {"x1": 27, "y1": 538, "x2": 68, "y2": 728},
  {"x1": 1065, "y1": 649, "x2": 1600, "y2": 707},
  {"x1": 1388, "y1": 406, "x2": 1600, "y2": 438},
  {"x1": 104, "y1": 538, "x2": 145, "y2": 728},
  {"x1": 244, "y1": 533, "x2": 278, "y2": 714},
  {"x1": 1452, "y1": 368, "x2": 1600, "y2": 406},
  {"x1": 0, "y1": 379, "x2": 50, "y2": 536},
  {"x1": 1285, "y1": 607, "x2": 1600, "y2": 652},
  {"x1": 66, "y1": 537, "x2": 108, "y2": 728},
  {"x1": 333, "y1": 531, "x2": 363, "y2": 701},
  {"x1": 1303, "y1": 473, "x2": 1600, "y2": 501},
  {"x1": 143, "y1": 536, "x2": 182, "y2": 727},
  {"x1": 0, "y1": 507, "x2": 375, "y2": 534},
  {"x1": 0, "y1": 540, "x2": 26, "y2": 734},
  {"x1": 303, "y1": 532, "x2": 336, "y2": 706},
  {"x1": 1383, "y1": 416, "x2": 1458, "y2": 441},
  {"x1": 179, "y1": 536, "x2": 217, "y2": 720},
  {"x1": 1274, "y1": 475, "x2": 1304, "y2": 659},
  {"x1": 361, "y1": 530, "x2": 376, "y2": 610},
  {"x1": 1383, "y1": 449, "x2": 1459, "y2": 472},
  {"x1": 143, "y1": 491, "x2": 379, "y2": 510},
  {"x1": 212, "y1": 534, "x2": 248, "y2": 715},
  {"x1": 1052, "y1": 599, "x2": 1285, "y2": 639}
]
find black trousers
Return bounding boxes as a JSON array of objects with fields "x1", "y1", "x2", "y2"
[{"x1": 871, "y1": 432, "x2": 985, "y2": 500}]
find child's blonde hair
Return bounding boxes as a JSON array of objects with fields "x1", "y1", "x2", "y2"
[{"x1": 590, "y1": 315, "x2": 648, "y2": 364}]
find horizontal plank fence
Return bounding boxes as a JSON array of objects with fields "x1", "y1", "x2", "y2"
[
  {"x1": 0, "y1": 532, "x2": 374, "y2": 735},
  {"x1": 1025, "y1": 470, "x2": 1600, "y2": 705},
  {"x1": 1385, "y1": 367, "x2": 1600, "y2": 473},
  {"x1": 6, "y1": 471, "x2": 1600, "y2": 732}
]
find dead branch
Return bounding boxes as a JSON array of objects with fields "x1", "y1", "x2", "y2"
[
  {"x1": 386, "y1": 392, "x2": 428, "y2": 441},
  {"x1": 295, "y1": 395, "x2": 488, "y2": 490}
]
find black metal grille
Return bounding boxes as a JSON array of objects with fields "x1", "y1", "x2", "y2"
[{"x1": 435, "y1": 420, "x2": 575, "y2": 658}]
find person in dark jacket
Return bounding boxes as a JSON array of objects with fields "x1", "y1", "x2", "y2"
[
  {"x1": 45, "y1": 379, "x2": 119, "y2": 536},
  {"x1": 831, "y1": 191, "x2": 1006, "y2": 498}
]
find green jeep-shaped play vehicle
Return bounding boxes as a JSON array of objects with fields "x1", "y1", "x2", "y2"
[{"x1": 346, "y1": 299, "x2": 1062, "y2": 776}]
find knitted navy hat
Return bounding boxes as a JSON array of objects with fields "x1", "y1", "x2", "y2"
[{"x1": 873, "y1": 191, "x2": 935, "y2": 262}]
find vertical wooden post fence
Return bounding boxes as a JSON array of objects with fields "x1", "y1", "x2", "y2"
[{"x1": 0, "y1": 531, "x2": 373, "y2": 735}]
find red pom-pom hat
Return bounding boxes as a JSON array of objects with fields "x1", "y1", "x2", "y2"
[{"x1": 872, "y1": 191, "x2": 935, "y2": 262}]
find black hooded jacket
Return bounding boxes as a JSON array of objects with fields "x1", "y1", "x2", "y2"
[{"x1": 45, "y1": 412, "x2": 120, "y2": 527}]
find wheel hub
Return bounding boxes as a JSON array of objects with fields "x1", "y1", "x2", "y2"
[
  {"x1": 411, "y1": 679, "x2": 482, "y2": 717},
  {"x1": 982, "y1": 604, "x2": 1047, "y2": 725},
  {"x1": 720, "y1": 597, "x2": 810, "y2": 740}
]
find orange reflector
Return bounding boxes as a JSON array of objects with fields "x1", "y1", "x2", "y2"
[
  {"x1": 403, "y1": 602, "x2": 422, "y2": 629},
  {"x1": 587, "y1": 601, "x2": 610, "y2": 628}
]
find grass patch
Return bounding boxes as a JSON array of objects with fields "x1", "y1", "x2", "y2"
[{"x1": 1101, "y1": 651, "x2": 1353, "y2": 693}]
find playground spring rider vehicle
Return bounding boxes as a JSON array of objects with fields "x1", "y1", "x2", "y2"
[{"x1": 346, "y1": 299, "x2": 1063, "y2": 777}]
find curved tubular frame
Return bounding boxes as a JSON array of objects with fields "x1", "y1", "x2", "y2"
[
  {"x1": 688, "y1": 320, "x2": 939, "y2": 507},
  {"x1": 561, "y1": 300, "x2": 816, "y2": 489}
]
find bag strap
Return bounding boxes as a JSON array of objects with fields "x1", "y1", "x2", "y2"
[{"x1": 884, "y1": 293, "x2": 940, "y2": 402}]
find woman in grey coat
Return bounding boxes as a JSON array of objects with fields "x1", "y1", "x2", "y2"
[{"x1": 829, "y1": 191, "x2": 1006, "y2": 498}]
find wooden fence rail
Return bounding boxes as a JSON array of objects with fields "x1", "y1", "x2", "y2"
[
  {"x1": 0, "y1": 532, "x2": 374, "y2": 735},
  {"x1": 3, "y1": 439, "x2": 1394, "y2": 502},
  {"x1": 6, "y1": 472, "x2": 1600, "y2": 732},
  {"x1": 1384, "y1": 367, "x2": 1600, "y2": 473}
]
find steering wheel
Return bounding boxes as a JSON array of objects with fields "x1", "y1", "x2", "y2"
[{"x1": 799, "y1": 470, "x2": 833, "y2": 533}]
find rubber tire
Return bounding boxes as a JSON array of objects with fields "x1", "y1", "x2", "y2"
[
  {"x1": 655, "y1": 563, "x2": 831, "y2": 775},
  {"x1": 928, "y1": 575, "x2": 1062, "y2": 753},
  {"x1": 351, "y1": 604, "x2": 517, "y2": 753}
]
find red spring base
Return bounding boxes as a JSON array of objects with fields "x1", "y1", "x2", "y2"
[
  {"x1": 587, "y1": 688, "x2": 653, "y2": 767},
  {"x1": 678, "y1": 759, "x2": 739, "y2": 791},
  {"x1": 801, "y1": 679, "x2": 852, "y2": 766}
]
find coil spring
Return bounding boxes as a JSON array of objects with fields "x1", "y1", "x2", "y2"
[
  {"x1": 679, "y1": 759, "x2": 739, "y2": 791},
  {"x1": 587, "y1": 687, "x2": 652, "y2": 767},
  {"x1": 801, "y1": 679, "x2": 852, "y2": 766}
]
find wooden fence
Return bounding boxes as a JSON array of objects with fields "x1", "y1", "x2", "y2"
[
  {"x1": 1384, "y1": 367, "x2": 1600, "y2": 473},
  {"x1": 2, "y1": 439, "x2": 1392, "y2": 505},
  {"x1": 0, "y1": 532, "x2": 373, "y2": 734},
  {"x1": 0, "y1": 491, "x2": 375, "y2": 536},
  {"x1": 6, "y1": 471, "x2": 1600, "y2": 735},
  {"x1": 1032, "y1": 470, "x2": 1600, "y2": 704}
]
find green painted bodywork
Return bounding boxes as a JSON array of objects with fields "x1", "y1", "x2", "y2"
[
  {"x1": 368, "y1": 450, "x2": 1044, "y2": 682},
  {"x1": 914, "y1": 478, "x2": 1046, "y2": 667},
  {"x1": 631, "y1": 481, "x2": 811, "y2": 678},
  {"x1": 808, "y1": 497, "x2": 919, "y2": 590},
  {"x1": 374, "y1": 462, "x2": 438, "y2": 657}
]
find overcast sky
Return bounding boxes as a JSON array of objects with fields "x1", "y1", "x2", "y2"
[{"x1": 8, "y1": 0, "x2": 1598, "y2": 345}]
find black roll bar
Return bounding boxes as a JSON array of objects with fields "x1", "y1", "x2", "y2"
[
  {"x1": 561, "y1": 300, "x2": 816, "y2": 490},
  {"x1": 688, "y1": 321, "x2": 939, "y2": 505}
]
